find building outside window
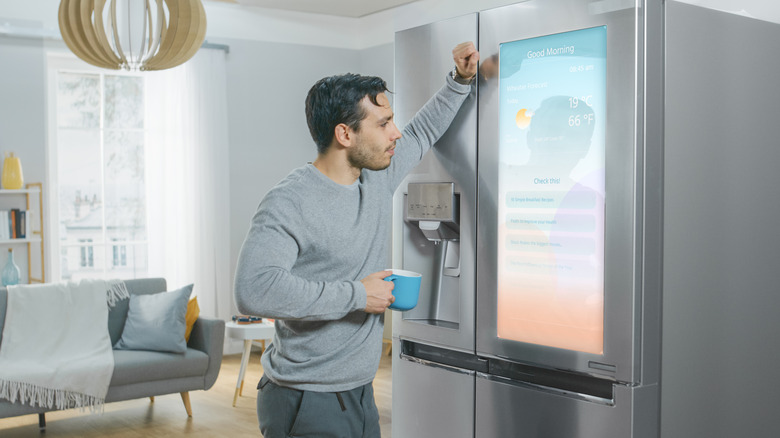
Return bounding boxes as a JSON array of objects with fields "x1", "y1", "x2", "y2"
[
  {"x1": 78, "y1": 238, "x2": 93, "y2": 268},
  {"x1": 112, "y1": 238, "x2": 127, "y2": 267}
]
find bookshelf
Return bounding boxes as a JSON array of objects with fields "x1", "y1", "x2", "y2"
[{"x1": 0, "y1": 183, "x2": 44, "y2": 283}]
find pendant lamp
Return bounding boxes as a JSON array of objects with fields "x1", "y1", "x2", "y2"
[{"x1": 58, "y1": 0, "x2": 207, "y2": 72}]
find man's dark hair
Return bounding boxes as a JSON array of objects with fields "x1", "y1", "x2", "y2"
[{"x1": 305, "y1": 73, "x2": 389, "y2": 154}]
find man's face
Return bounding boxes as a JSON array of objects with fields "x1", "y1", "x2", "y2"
[{"x1": 347, "y1": 93, "x2": 403, "y2": 171}]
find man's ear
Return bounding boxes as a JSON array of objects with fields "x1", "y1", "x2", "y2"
[{"x1": 333, "y1": 123, "x2": 353, "y2": 148}]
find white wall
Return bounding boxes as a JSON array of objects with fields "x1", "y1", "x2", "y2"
[
  {"x1": 0, "y1": 35, "x2": 48, "y2": 283},
  {"x1": 223, "y1": 38, "x2": 363, "y2": 305},
  {"x1": 0, "y1": 38, "x2": 46, "y2": 184}
]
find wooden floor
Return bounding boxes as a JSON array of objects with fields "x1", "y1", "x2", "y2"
[{"x1": 0, "y1": 348, "x2": 393, "y2": 437}]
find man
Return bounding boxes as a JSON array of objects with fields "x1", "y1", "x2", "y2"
[{"x1": 234, "y1": 41, "x2": 479, "y2": 437}]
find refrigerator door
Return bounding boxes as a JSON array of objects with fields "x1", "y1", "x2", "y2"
[
  {"x1": 477, "y1": 0, "x2": 649, "y2": 384},
  {"x1": 476, "y1": 373, "x2": 659, "y2": 438},
  {"x1": 393, "y1": 13, "x2": 478, "y2": 353},
  {"x1": 662, "y1": 2, "x2": 780, "y2": 436},
  {"x1": 392, "y1": 339, "x2": 476, "y2": 438}
]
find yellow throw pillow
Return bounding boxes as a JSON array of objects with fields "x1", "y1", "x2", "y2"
[{"x1": 184, "y1": 296, "x2": 200, "y2": 342}]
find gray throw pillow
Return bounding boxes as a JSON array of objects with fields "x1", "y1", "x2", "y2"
[{"x1": 114, "y1": 284, "x2": 194, "y2": 353}]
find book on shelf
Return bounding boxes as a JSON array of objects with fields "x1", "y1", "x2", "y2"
[
  {"x1": 0, "y1": 211, "x2": 6, "y2": 240},
  {"x1": 0, "y1": 209, "x2": 31, "y2": 240},
  {"x1": 10, "y1": 209, "x2": 18, "y2": 239},
  {"x1": 17, "y1": 210, "x2": 25, "y2": 239}
]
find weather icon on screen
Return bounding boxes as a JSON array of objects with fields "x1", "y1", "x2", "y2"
[{"x1": 516, "y1": 108, "x2": 534, "y2": 129}]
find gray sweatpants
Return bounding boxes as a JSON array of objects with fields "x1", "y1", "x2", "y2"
[{"x1": 256, "y1": 375, "x2": 381, "y2": 437}]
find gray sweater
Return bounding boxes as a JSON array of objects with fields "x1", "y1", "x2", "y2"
[{"x1": 234, "y1": 75, "x2": 471, "y2": 392}]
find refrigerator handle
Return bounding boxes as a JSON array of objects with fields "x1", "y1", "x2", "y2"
[
  {"x1": 399, "y1": 352, "x2": 477, "y2": 376},
  {"x1": 400, "y1": 340, "x2": 488, "y2": 374}
]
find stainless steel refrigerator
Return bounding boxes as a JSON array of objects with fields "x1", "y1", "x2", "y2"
[{"x1": 392, "y1": 0, "x2": 780, "y2": 437}]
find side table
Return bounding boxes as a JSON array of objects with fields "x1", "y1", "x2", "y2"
[{"x1": 225, "y1": 320, "x2": 275, "y2": 406}]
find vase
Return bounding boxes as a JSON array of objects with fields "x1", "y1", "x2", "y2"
[
  {"x1": 2, "y1": 152, "x2": 24, "y2": 190},
  {"x1": 1, "y1": 248, "x2": 20, "y2": 286}
]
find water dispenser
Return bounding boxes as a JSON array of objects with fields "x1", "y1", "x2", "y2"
[{"x1": 402, "y1": 182, "x2": 461, "y2": 328}]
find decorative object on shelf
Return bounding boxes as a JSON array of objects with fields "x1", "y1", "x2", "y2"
[
  {"x1": 1, "y1": 152, "x2": 23, "y2": 190},
  {"x1": 232, "y1": 314, "x2": 263, "y2": 324},
  {"x1": 57, "y1": 0, "x2": 208, "y2": 72},
  {"x1": 2, "y1": 248, "x2": 20, "y2": 286}
]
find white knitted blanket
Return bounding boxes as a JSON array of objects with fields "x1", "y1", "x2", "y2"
[{"x1": 0, "y1": 279, "x2": 128, "y2": 412}]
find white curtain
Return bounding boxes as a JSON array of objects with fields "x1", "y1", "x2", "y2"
[{"x1": 144, "y1": 49, "x2": 231, "y2": 321}]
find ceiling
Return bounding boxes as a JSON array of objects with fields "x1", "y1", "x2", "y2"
[{"x1": 207, "y1": 0, "x2": 420, "y2": 18}]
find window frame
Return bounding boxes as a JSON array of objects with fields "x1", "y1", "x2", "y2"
[{"x1": 46, "y1": 53, "x2": 148, "y2": 281}]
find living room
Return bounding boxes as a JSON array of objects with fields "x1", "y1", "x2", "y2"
[
  {"x1": 0, "y1": 0, "x2": 514, "y2": 346},
  {"x1": 0, "y1": 0, "x2": 507, "y2": 436}
]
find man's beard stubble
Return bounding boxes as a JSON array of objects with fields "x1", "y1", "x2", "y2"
[{"x1": 347, "y1": 141, "x2": 393, "y2": 172}]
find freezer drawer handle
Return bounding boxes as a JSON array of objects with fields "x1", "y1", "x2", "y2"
[
  {"x1": 400, "y1": 340, "x2": 487, "y2": 373},
  {"x1": 488, "y1": 358, "x2": 614, "y2": 401},
  {"x1": 400, "y1": 353, "x2": 477, "y2": 376}
]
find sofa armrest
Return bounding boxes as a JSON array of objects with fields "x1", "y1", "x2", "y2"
[{"x1": 188, "y1": 316, "x2": 225, "y2": 390}]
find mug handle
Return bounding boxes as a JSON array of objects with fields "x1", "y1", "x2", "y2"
[{"x1": 384, "y1": 275, "x2": 398, "y2": 282}]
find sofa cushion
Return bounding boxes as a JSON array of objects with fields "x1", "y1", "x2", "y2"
[
  {"x1": 110, "y1": 348, "x2": 209, "y2": 386},
  {"x1": 185, "y1": 297, "x2": 200, "y2": 342},
  {"x1": 114, "y1": 284, "x2": 193, "y2": 353},
  {"x1": 108, "y1": 278, "x2": 167, "y2": 345}
]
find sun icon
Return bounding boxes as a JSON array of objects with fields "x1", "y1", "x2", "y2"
[{"x1": 515, "y1": 108, "x2": 533, "y2": 129}]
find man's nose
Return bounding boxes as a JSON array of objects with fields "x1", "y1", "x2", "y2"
[{"x1": 391, "y1": 122, "x2": 402, "y2": 140}]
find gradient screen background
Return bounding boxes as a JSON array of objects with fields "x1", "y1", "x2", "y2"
[{"x1": 496, "y1": 26, "x2": 607, "y2": 354}]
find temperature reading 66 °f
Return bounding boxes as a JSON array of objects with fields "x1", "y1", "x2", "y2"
[
  {"x1": 568, "y1": 113, "x2": 595, "y2": 127},
  {"x1": 569, "y1": 95, "x2": 593, "y2": 108}
]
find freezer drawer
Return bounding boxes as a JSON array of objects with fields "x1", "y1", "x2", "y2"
[
  {"x1": 392, "y1": 339, "x2": 475, "y2": 438},
  {"x1": 476, "y1": 374, "x2": 658, "y2": 438}
]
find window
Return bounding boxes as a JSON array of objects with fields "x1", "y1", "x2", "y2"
[
  {"x1": 79, "y1": 238, "x2": 94, "y2": 268},
  {"x1": 50, "y1": 57, "x2": 148, "y2": 281},
  {"x1": 112, "y1": 238, "x2": 127, "y2": 267}
]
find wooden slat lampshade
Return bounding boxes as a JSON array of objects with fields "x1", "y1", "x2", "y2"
[{"x1": 58, "y1": 0, "x2": 207, "y2": 71}]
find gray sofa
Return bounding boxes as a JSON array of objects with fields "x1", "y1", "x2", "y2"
[{"x1": 0, "y1": 278, "x2": 225, "y2": 429}]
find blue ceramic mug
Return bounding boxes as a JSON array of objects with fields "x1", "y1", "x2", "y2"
[{"x1": 384, "y1": 269, "x2": 422, "y2": 311}]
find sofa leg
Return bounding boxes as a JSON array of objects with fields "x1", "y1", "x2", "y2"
[
  {"x1": 38, "y1": 413, "x2": 46, "y2": 430},
  {"x1": 180, "y1": 392, "x2": 192, "y2": 417}
]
